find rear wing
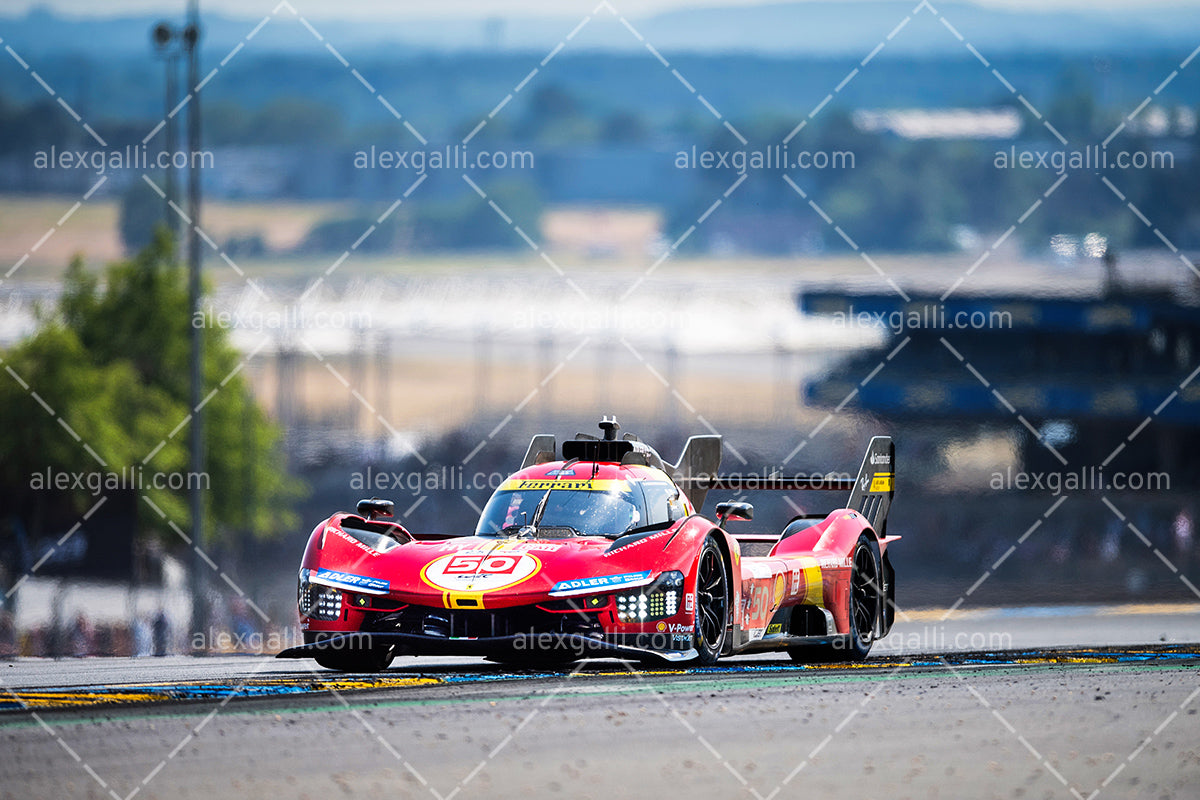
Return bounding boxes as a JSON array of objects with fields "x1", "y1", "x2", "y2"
[
  {"x1": 845, "y1": 436, "x2": 894, "y2": 536},
  {"x1": 518, "y1": 426, "x2": 894, "y2": 536},
  {"x1": 680, "y1": 435, "x2": 895, "y2": 535}
]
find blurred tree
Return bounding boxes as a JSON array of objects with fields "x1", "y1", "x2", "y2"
[
  {"x1": 1047, "y1": 67, "x2": 1102, "y2": 141},
  {"x1": 248, "y1": 97, "x2": 344, "y2": 145},
  {"x1": 0, "y1": 324, "x2": 187, "y2": 541},
  {"x1": 0, "y1": 99, "x2": 75, "y2": 155},
  {"x1": 516, "y1": 85, "x2": 599, "y2": 145},
  {"x1": 600, "y1": 110, "x2": 648, "y2": 144},
  {"x1": 203, "y1": 100, "x2": 252, "y2": 145},
  {"x1": 0, "y1": 231, "x2": 302, "y2": 547},
  {"x1": 301, "y1": 178, "x2": 544, "y2": 253}
]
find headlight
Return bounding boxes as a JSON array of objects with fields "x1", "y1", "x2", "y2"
[
  {"x1": 614, "y1": 571, "x2": 683, "y2": 623},
  {"x1": 298, "y1": 568, "x2": 343, "y2": 621}
]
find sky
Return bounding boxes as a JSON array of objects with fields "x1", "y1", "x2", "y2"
[{"x1": 9, "y1": 0, "x2": 1197, "y2": 19}]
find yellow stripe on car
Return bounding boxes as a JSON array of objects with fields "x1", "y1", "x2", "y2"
[
  {"x1": 799, "y1": 556, "x2": 824, "y2": 606},
  {"x1": 499, "y1": 479, "x2": 629, "y2": 491}
]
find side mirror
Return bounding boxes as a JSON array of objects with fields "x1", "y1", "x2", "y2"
[
  {"x1": 356, "y1": 497, "x2": 394, "y2": 520},
  {"x1": 715, "y1": 501, "x2": 753, "y2": 526}
]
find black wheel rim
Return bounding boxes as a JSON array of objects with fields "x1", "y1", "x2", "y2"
[
  {"x1": 697, "y1": 546, "x2": 726, "y2": 649},
  {"x1": 852, "y1": 544, "x2": 879, "y2": 645}
]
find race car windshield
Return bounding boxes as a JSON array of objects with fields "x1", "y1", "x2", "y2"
[{"x1": 475, "y1": 486, "x2": 645, "y2": 538}]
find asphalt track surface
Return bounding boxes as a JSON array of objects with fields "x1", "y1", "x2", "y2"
[{"x1": 2, "y1": 605, "x2": 1199, "y2": 800}]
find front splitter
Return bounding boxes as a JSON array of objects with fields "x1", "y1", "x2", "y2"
[{"x1": 277, "y1": 631, "x2": 698, "y2": 663}]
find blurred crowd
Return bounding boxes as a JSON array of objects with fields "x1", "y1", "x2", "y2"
[{"x1": 0, "y1": 593, "x2": 296, "y2": 659}]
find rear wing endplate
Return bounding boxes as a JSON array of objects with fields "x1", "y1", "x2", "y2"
[{"x1": 845, "y1": 435, "x2": 894, "y2": 535}]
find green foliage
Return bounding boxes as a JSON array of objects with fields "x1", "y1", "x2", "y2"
[
  {"x1": 0, "y1": 231, "x2": 302, "y2": 547},
  {"x1": 205, "y1": 96, "x2": 345, "y2": 146},
  {"x1": 0, "y1": 99, "x2": 75, "y2": 155},
  {"x1": 0, "y1": 321, "x2": 190, "y2": 538},
  {"x1": 246, "y1": 97, "x2": 346, "y2": 146}
]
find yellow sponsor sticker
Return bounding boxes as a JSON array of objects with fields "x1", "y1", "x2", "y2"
[
  {"x1": 446, "y1": 593, "x2": 487, "y2": 610},
  {"x1": 869, "y1": 473, "x2": 893, "y2": 492},
  {"x1": 499, "y1": 479, "x2": 628, "y2": 492}
]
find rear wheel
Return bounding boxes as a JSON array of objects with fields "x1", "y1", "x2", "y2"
[
  {"x1": 844, "y1": 533, "x2": 882, "y2": 658},
  {"x1": 788, "y1": 533, "x2": 881, "y2": 663},
  {"x1": 693, "y1": 536, "x2": 729, "y2": 666}
]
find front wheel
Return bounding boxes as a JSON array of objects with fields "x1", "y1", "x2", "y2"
[{"x1": 692, "y1": 536, "x2": 729, "y2": 666}]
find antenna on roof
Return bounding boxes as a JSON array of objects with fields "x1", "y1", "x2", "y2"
[{"x1": 599, "y1": 416, "x2": 620, "y2": 441}]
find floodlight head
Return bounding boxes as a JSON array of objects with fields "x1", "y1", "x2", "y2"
[
  {"x1": 152, "y1": 22, "x2": 174, "y2": 50},
  {"x1": 182, "y1": 23, "x2": 200, "y2": 50}
]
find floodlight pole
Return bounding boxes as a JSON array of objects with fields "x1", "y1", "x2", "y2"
[
  {"x1": 184, "y1": 0, "x2": 206, "y2": 649},
  {"x1": 165, "y1": 51, "x2": 180, "y2": 243},
  {"x1": 151, "y1": 23, "x2": 181, "y2": 244}
]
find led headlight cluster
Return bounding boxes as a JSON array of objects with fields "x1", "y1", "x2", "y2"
[
  {"x1": 298, "y1": 569, "x2": 343, "y2": 621},
  {"x1": 614, "y1": 571, "x2": 683, "y2": 623},
  {"x1": 314, "y1": 587, "x2": 343, "y2": 620},
  {"x1": 615, "y1": 593, "x2": 649, "y2": 622}
]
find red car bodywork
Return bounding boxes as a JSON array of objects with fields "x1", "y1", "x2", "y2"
[{"x1": 279, "y1": 423, "x2": 897, "y2": 669}]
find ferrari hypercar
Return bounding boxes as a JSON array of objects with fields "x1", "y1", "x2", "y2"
[{"x1": 278, "y1": 418, "x2": 897, "y2": 671}]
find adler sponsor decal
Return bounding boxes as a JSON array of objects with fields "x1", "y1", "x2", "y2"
[
  {"x1": 549, "y1": 571, "x2": 652, "y2": 596},
  {"x1": 312, "y1": 569, "x2": 389, "y2": 594}
]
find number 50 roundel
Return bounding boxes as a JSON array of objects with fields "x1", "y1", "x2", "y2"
[{"x1": 420, "y1": 552, "x2": 542, "y2": 592}]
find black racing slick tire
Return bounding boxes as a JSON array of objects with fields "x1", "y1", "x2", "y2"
[
  {"x1": 788, "y1": 533, "x2": 882, "y2": 663},
  {"x1": 314, "y1": 645, "x2": 395, "y2": 672},
  {"x1": 842, "y1": 533, "x2": 883, "y2": 660},
  {"x1": 693, "y1": 536, "x2": 730, "y2": 666}
]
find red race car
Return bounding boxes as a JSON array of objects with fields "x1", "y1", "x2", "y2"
[{"x1": 278, "y1": 418, "x2": 897, "y2": 671}]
